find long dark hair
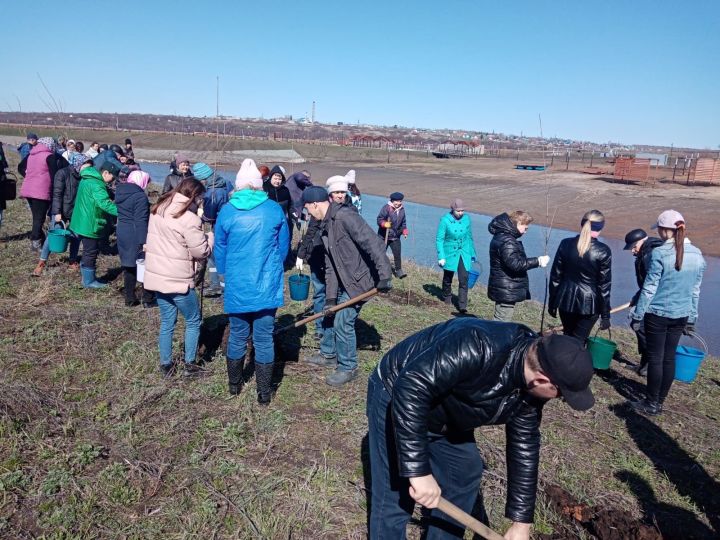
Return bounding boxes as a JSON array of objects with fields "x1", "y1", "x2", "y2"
[
  {"x1": 348, "y1": 183, "x2": 361, "y2": 197},
  {"x1": 152, "y1": 178, "x2": 205, "y2": 218}
]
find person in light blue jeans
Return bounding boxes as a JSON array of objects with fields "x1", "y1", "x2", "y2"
[{"x1": 156, "y1": 289, "x2": 202, "y2": 369}]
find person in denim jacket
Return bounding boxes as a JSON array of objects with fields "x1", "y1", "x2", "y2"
[{"x1": 629, "y1": 210, "x2": 706, "y2": 416}]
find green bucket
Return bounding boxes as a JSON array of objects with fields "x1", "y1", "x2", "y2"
[
  {"x1": 48, "y1": 225, "x2": 71, "y2": 253},
  {"x1": 587, "y1": 331, "x2": 617, "y2": 370}
]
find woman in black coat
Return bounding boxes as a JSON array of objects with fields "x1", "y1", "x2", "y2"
[
  {"x1": 263, "y1": 165, "x2": 292, "y2": 222},
  {"x1": 549, "y1": 209, "x2": 612, "y2": 341},
  {"x1": 487, "y1": 211, "x2": 549, "y2": 321},
  {"x1": 116, "y1": 171, "x2": 154, "y2": 307}
]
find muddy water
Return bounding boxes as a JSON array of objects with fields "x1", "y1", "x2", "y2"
[{"x1": 140, "y1": 162, "x2": 719, "y2": 355}]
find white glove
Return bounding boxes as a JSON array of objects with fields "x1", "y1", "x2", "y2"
[
  {"x1": 438, "y1": 259, "x2": 446, "y2": 267},
  {"x1": 538, "y1": 255, "x2": 550, "y2": 268},
  {"x1": 295, "y1": 257, "x2": 304, "y2": 271}
]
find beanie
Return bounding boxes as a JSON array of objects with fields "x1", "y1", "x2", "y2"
[
  {"x1": 389, "y1": 192, "x2": 404, "y2": 201},
  {"x1": 175, "y1": 153, "x2": 191, "y2": 165},
  {"x1": 235, "y1": 158, "x2": 263, "y2": 190},
  {"x1": 346, "y1": 169, "x2": 356, "y2": 184},
  {"x1": 326, "y1": 175, "x2": 349, "y2": 194},
  {"x1": 302, "y1": 185, "x2": 329, "y2": 204},
  {"x1": 191, "y1": 162, "x2": 214, "y2": 181},
  {"x1": 451, "y1": 198, "x2": 465, "y2": 211}
]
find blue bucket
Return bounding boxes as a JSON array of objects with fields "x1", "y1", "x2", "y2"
[
  {"x1": 467, "y1": 261, "x2": 482, "y2": 289},
  {"x1": 288, "y1": 274, "x2": 310, "y2": 301},
  {"x1": 674, "y1": 332, "x2": 707, "y2": 383}
]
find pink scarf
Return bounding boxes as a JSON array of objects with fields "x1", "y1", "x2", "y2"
[{"x1": 127, "y1": 170, "x2": 150, "y2": 190}]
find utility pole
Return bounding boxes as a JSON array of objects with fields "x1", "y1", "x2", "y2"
[{"x1": 311, "y1": 100, "x2": 316, "y2": 124}]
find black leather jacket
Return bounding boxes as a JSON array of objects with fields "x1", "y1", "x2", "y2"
[
  {"x1": 549, "y1": 236, "x2": 612, "y2": 317},
  {"x1": 487, "y1": 213, "x2": 539, "y2": 304},
  {"x1": 51, "y1": 166, "x2": 80, "y2": 220},
  {"x1": 377, "y1": 318, "x2": 544, "y2": 524},
  {"x1": 631, "y1": 237, "x2": 664, "y2": 306}
]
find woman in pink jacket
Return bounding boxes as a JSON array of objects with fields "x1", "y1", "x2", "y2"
[{"x1": 144, "y1": 178, "x2": 213, "y2": 377}]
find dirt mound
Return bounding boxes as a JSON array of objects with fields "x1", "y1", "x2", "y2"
[{"x1": 539, "y1": 485, "x2": 662, "y2": 540}]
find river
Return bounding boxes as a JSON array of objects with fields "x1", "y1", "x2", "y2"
[{"x1": 139, "y1": 162, "x2": 719, "y2": 355}]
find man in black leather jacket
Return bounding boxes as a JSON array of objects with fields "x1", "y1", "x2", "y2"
[
  {"x1": 302, "y1": 186, "x2": 393, "y2": 387},
  {"x1": 367, "y1": 318, "x2": 595, "y2": 539}
]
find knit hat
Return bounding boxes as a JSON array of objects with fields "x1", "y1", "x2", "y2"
[
  {"x1": 127, "y1": 170, "x2": 151, "y2": 190},
  {"x1": 652, "y1": 209, "x2": 685, "y2": 230},
  {"x1": 26, "y1": 132, "x2": 38, "y2": 140},
  {"x1": 389, "y1": 192, "x2": 404, "y2": 201},
  {"x1": 175, "y1": 153, "x2": 191, "y2": 165},
  {"x1": 279, "y1": 165, "x2": 287, "y2": 175},
  {"x1": 191, "y1": 162, "x2": 214, "y2": 181},
  {"x1": 125, "y1": 138, "x2": 132, "y2": 145},
  {"x1": 326, "y1": 175, "x2": 349, "y2": 194},
  {"x1": 69, "y1": 152, "x2": 88, "y2": 172},
  {"x1": 235, "y1": 158, "x2": 263, "y2": 190},
  {"x1": 67, "y1": 139, "x2": 76, "y2": 145},
  {"x1": 451, "y1": 198, "x2": 465, "y2": 211},
  {"x1": 302, "y1": 185, "x2": 329, "y2": 204},
  {"x1": 37, "y1": 137, "x2": 57, "y2": 152},
  {"x1": 346, "y1": 170, "x2": 356, "y2": 184}
]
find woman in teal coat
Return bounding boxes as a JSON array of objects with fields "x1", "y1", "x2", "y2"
[{"x1": 436, "y1": 198, "x2": 477, "y2": 313}]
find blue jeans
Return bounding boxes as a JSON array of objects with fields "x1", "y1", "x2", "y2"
[
  {"x1": 227, "y1": 309, "x2": 277, "y2": 364},
  {"x1": 310, "y1": 268, "x2": 326, "y2": 335},
  {"x1": 40, "y1": 221, "x2": 80, "y2": 262},
  {"x1": 319, "y1": 289, "x2": 362, "y2": 371},
  {"x1": 207, "y1": 251, "x2": 222, "y2": 288},
  {"x1": 367, "y1": 371, "x2": 485, "y2": 539},
  {"x1": 157, "y1": 289, "x2": 201, "y2": 365}
]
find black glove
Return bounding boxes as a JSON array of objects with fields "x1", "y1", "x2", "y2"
[
  {"x1": 548, "y1": 308, "x2": 557, "y2": 318},
  {"x1": 630, "y1": 319, "x2": 642, "y2": 332},
  {"x1": 376, "y1": 279, "x2": 392, "y2": 293},
  {"x1": 599, "y1": 317, "x2": 611, "y2": 331},
  {"x1": 683, "y1": 323, "x2": 696, "y2": 335},
  {"x1": 323, "y1": 299, "x2": 337, "y2": 311}
]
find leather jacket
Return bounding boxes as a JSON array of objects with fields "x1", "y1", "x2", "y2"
[
  {"x1": 549, "y1": 236, "x2": 612, "y2": 317},
  {"x1": 487, "y1": 213, "x2": 539, "y2": 304},
  {"x1": 377, "y1": 318, "x2": 544, "y2": 524}
]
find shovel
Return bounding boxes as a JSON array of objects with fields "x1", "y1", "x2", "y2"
[
  {"x1": 436, "y1": 498, "x2": 504, "y2": 540},
  {"x1": 274, "y1": 288, "x2": 379, "y2": 335}
]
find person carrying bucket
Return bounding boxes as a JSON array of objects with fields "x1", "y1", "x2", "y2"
[
  {"x1": 302, "y1": 185, "x2": 392, "y2": 387},
  {"x1": 487, "y1": 210, "x2": 549, "y2": 322},
  {"x1": 436, "y1": 198, "x2": 477, "y2": 314},
  {"x1": 214, "y1": 159, "x2": 289, "y2": 404},
  {"x1": 548, "y1": 210, "x2": 612, "y2": 341},
  {"x1": 377, "y1": 192, "x2": 409, "y2": 279},
  {"x1": 621, "y1": 228, "x2": 664, "y2": 376},
  {"x1": 31, "y1": 152, "x2": 88, "y2": 276},
  {"x1": 628, "y1": 210, "x2": 706, "y2": 416}
]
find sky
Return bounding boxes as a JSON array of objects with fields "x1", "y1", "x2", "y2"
[{"x1": 3, "y1": 0, "x2": 719, "y2": 148}]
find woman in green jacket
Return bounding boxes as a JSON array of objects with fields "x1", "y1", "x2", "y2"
[
  {"x1": 436, "y1": 198, "x2": 477, "y2": 313},
  {"x1": 69, "y1": 163, "x2": 119, "y2": 288}
]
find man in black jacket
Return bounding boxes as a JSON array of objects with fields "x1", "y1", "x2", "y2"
[
  {"x1": 488, "y1": 211, "x2": 549, "y2": 321},
  {"x1": 623, "y1": 229, "x2": 664, "y2": 376},
  {"x1": 368, "y1": 319, "x2": 594, "y2": 539},
  {"x1": 302, "y1": 186, "x2": 393, "y2": 386}
]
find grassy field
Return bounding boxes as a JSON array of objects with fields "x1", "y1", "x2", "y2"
[{"x1": 0, "y1": 153, "x2": 719, "y2": 538}]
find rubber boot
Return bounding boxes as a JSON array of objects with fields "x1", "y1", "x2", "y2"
[
  {"x1": 226, "y1": 356, "x2": 245, "y2": 395},
  {"x1": 32, "y1": 260, "x2": 46, "y2": 277},
  {"x1": 80, "y1": 265, "x2": 106, "y2": 289},
  {"x1": 255, "y1": 362, "x2": 274, "y2": 405},
  {"x1": 124, "y1": 269, "x2": 139, "y2": 306}
]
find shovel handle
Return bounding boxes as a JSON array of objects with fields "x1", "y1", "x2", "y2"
[
  {"x1": 609, "y1": 302, "x2": 631, "y2": 315},
  {"x1": 275, "y1": 288, "x2": 379, "y2": 335},
  {"x1": 437, "y1": 498, "x2": 505, "y2": 540}
]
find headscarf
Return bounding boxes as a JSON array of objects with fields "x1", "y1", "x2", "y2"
[
  {"x1": 69, "y1": 152, "x2": 88, "y2": 173},
  {"x1": 127, "y1": 170, "x2": 151, "y2": 190},
  {"x1": 37, "y1": 137, "x2": 57, "y2": 152}
]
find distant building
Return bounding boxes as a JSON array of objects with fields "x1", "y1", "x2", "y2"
[{"x1": 635, "y1": 152, "x2": 668, "y2": 166}]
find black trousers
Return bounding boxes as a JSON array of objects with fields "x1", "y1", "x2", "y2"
[
  {"x1": 79, "y1": 236, "x2": 100, "y2": 269},
  {"x1": 387, "y1": 238, "x2": 402, "y2": 271},
  {"x1": 442, "y1": 258, "x2": 468, "y2": 310},
  {"x1": 27, "y1": 198, "x2": 49, "y2": 241},
  {"x1": 559, "y1": 310, "x2": 599, "y2": 342},
  {"x1": 644, "y1": 313, "x2": 687, "y2": 403},
  {"x1": 123, "y1": 266, "x2": 155, "y2": 303}
]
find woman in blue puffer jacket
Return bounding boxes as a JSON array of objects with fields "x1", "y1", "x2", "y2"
[{"x1": 214, "y1": 159, "x2": 289, "y2": 404}]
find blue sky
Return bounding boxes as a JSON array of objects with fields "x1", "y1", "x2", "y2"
[{"x1": 3, "y1": 0, "x2": 719, "y2": 148}]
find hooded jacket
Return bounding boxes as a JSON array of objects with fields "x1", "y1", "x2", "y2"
[
  {"x1": 115, "y1": 182, "x2": 150, "y2": 267},
  {"x1": 436, "y1": 211, "x2": 477, "y2": 272},
  {"x1": 214, "y1": 189, "x2": 289, "y2": 313},
  {"x1": 162, "y1": 165, "x2": 193, "y2": 194},
  {"x1": 487, "y1": 213, "x2": 539, "y2": 304},
  {"x1": 321, "y1": 202, "x2": 392, "y2": 301},
  {"x1": 263, "y1": 165, "x2": 292, "y2": 221},
  {"x1": 144, "y1": 193, "x2": 213, "y2": 294},
  {"x1": 51, "y1": 165, "x2": 81, "y2": 220},
  {"x1": 201, "y1": 173, "x2": 232, "y2": 223},
  {"x1": 69, "y1": 167, "x2": 118, "y2": 238},
  {"x1": 549, "y1": 236, "x2": 612, "y2": 317},
  {"x1": 286, "y1": 171, "x2": 313, "y2": 220},
  {"x1": 377, "y1": 317, "x2": 543, "y2": 524},
  {"x1": 376, "y1": 202, "x2": 407, "y2": 242}
]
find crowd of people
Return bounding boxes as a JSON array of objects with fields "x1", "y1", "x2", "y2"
[{"x1": 0, "y1": 132, "x2": 708, "y2": 539}]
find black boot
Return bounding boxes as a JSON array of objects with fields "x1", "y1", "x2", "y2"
[
  {"x1": 124, "y1": 268, "x2": 139, "y2": 306},
  {"x1": 629, "y1": 397, "x2": 662, "y2": 416},
  {"x1": 255, "y1": 363, "x2": 274, "y2": 405},
  {"x1": 226, "y1": 356, "x2": 245, "y2": 395}
]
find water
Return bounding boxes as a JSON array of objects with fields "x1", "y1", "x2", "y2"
[{"x1": 139, "y1": 161, "x2": 719, "y2": 355}]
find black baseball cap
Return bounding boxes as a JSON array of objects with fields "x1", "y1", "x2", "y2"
[
  {"x1": 537, "y1": 334, "x2": 595, "y2": 411},
  {"x1": 302, "y1": 185, "x2": 329, "y2": 204},
  {"x1": 100, "y1": 162, "x2": 121, "y2": 177},
  {"x1": 623, "y1": 228, "x2": 648, "y2": 250}
]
